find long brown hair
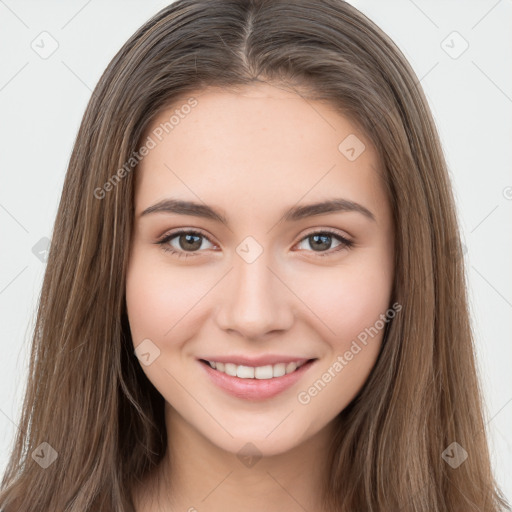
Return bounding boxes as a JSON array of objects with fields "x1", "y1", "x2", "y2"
[{"x1": 1, "y1": 1, "x2": 509, "y2": 510}]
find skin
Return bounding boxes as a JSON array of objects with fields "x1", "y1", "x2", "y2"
[{"x1": 126, "y1": 82, "x2": 395, "y2": 511}]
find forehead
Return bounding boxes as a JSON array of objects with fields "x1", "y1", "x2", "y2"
[{"x1": 134, "y1": 83, "x2": 388, "y2": 223}]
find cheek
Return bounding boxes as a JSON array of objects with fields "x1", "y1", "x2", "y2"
[
  {"x1": 125, "y1": 250, "x2": 209, "y2": 345},
  {"x1": 294, "y1": 266, "x2": 393, "y2": 422},
  {"x1": 292, "y1": 260, "x2": 393, "y2": 345},
  {"x1": 290, "y1": 257, "x2": 393, "y2": 409}
]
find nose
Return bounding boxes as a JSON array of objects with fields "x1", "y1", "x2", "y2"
[{"x1": 215, "y1": 251, "x2": 295, "y2": 341}]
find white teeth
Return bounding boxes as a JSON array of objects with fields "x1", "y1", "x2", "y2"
[
  {"x1": 237, "y1": 365, "x2": 255, "y2": 378},
  {"x1": 206, "y1": 360, "x2": 308, "y2": 379},
  {"x1": 254, "y1": 365, "x2": 273, "y2": 379},
  {"x1": 225, "y1": 363, "x2": 237, "y2": 377},
  {"x1": 285, "y1": 362, "x2": 297, "y2": 373},
  {"x1": 272, "y1": 363, "x2": 286, "y2": 377}
]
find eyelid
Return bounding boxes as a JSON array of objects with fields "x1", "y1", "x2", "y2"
[
  {"x1": 156, "y1": 226, "x2": 354, "y2": 257},
  {"x1": 156, "y1": 227, "x2": 217, "y2": 249},
  {"x1": 157, "y1": 226, "x2": 352, "y2": 244},
  {"x1": 292, "y1": 228, "x2": 354, "y2": 256},
  {"x1": 299, "y1": 226, "x2": 352, "y2": 242}
]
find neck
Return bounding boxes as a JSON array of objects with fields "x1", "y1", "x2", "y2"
[{"x1": 133, "y1": 401, "x2": 336, "y2": 512}]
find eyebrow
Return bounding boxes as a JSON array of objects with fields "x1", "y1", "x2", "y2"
[{"x1": 139, "y1": 197, "x2": 376, "y2": 224}]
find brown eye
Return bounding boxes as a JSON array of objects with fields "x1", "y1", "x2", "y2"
[
  {"x1": 156, "y1": 229, "x2": 215, "y2": 257},
  {"x1": 176, "y1": 233, "x2": 203, "y2": 251},
  {"x1": 295, "y1": 230, "x2": 353, "y2": 257}
]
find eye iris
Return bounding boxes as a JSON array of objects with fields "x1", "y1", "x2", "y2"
[
  {"x1": 179, "y1": 233, "x2": 202, "y2": 251},
  {"x1": 310, "y1": 234, "x2": 331, "y2": 251}
]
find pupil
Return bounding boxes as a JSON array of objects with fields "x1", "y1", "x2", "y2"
[
  {"x1": 311, "y1": 234, "x2": 331, "y2": 251},
  {"x1": 180, "y1": 233, "x2": 201, "y2": 251}
]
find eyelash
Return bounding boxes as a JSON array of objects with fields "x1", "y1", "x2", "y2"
[{"x1": 155, "y1": 228, "x2": 354, "y2": 259}]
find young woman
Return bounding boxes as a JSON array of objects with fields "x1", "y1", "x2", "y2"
[{"x1": 0, "y1": 1, "x2": 509, "y2": 511}]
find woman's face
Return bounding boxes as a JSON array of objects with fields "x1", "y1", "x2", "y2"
[{"x1": 126, "y1": 83, "x2": 395, "y2": 457}]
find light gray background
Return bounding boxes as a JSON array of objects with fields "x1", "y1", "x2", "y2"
[{"x1": 1, "y1": 0, "x2": 511, "y2": 502}]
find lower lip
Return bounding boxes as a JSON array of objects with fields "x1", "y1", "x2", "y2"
[{"x1": 199, "y1": 359, "x2": 316, "y2": 400}]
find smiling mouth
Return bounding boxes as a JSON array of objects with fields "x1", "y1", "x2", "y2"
[{"x1": 199, "y1": 359, "x2": 317, "y2": 380}]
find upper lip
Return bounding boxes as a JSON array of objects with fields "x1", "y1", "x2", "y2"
[{"x1": 199, "y1": 355, "x2": 315, "y2": 367}]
